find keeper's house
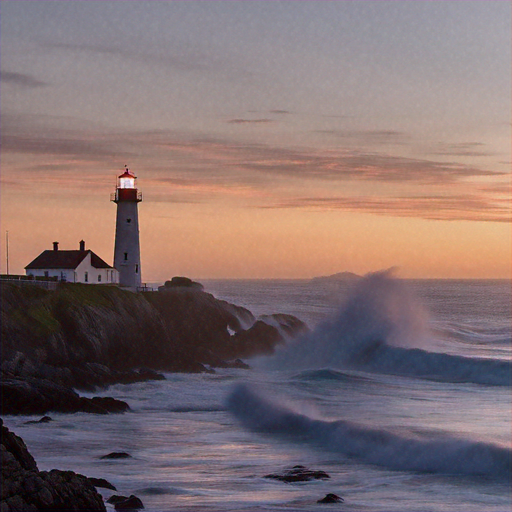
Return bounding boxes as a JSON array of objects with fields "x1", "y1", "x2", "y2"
[{"x1": 25, "y1": 241, "x2": 119, "y2": 284}]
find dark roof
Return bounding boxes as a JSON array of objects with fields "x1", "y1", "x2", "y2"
[{"x1": 25, "y1": 250, "x2": 114, "y2": 270}]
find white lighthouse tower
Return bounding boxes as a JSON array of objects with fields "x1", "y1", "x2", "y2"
[{"x1": 112, "y1": 167, "x2": 142, "y2": 289}]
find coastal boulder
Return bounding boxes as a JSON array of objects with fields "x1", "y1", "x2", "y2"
[
  {"x1": 230, "y1": 321, "x2": 284, "y2": 358},
  {"x1": 317, "y1": 493, "x2": 344, "y2": 504},
  {"x1": 1, "y1": 419, "x2": 106, "y2": 511},
  {"x1": 158, "y1": 276, "x2": 204, "y2": 291},
  {"x1": 0, "y1": 377, "x2": 130, "y2": 415},
  {"x1": 265, "y1": 465, "x2": 330, "y2": 483}
]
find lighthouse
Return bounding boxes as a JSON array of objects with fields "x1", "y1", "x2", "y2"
[{"x1": 112, "y1": 167, "x2": 142, "y2": 289}]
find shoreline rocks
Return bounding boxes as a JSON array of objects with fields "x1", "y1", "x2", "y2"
[
  {"x1": 265, "y1": 465, "x2": 331, "y2": 483},
  {"x1": 1, "y1": 377, "x2": 130, "y2": 416},
  {"x1": 317, "y1": 493, "x2": 344, "y2": 504},
  {"x1": 100, "y1": 452, "x2": 132, "y2": 460},
  {"x1": 1, "y1": 280, "x2": 307, "y2": 416},
  {"x1": 87, "y1": 477, "x2": 117, "y2": 490},
  {"x1": 1, "y1": 419, "x2": 106, "y2": 511},
  {"x1": 108, "y1": 495, "x2": 145, "y2": 510}
]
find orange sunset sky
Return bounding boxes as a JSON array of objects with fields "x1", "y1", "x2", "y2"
[{"x1": 1, "y1": 1, "x2": 510, "y2": 281}]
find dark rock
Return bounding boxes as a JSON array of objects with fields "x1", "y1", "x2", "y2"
[
  {"x1": 135, "y1": 367, "x2": 166, "y2": 381},
  {"x1": 231, "y1": 321, "x2": 283, "y2": 358},
  {"x1": 110, "y1": 368, "x2": 166, "y2": 386},
  {"x1": 211, "y1": 357, "x2": 251, "y2": 369},
  {"x1": 317, "y1": 493, "x2": 344, "y2": 504},
  {"x1": 1, "y1": 377, "x2": 83, "y2": 415},
  {"x1": 88, "y1": 477, "x2": 117, "y2": 490},
  {"x1": 232, "y1": 358, "x2": 251, "y2": 369},
  {"x1": 1, "y1": 420, "x2": 105, "y2": 511},
  {"x1": 159, "y1": 276, "x2": 204, "y2": 291},
  {"x1": 1, "y1": 418, "x2": 37, "y2": 472},
  {"x1": 220, "y1": 358, "x2": 250, "y2": 369},
  {"x1": 24, "y1": 415, "x2": 53, "y2": 424},
  {"x1": 259, "y1": 314, "x2": 309, "y2": 338},
  {"x1": 0, "y1": 377, "x2": 130, "y2": 415},
  {"x1": 107, "y1": 495, "x2": 129, "y2": 504},
  {"x1": 100, "y1": 452, "x2": 132, "y2": 460},
  {"x1": 39, "y1": 470, "x2": 106, "y2": 510},
  {"x1": 89, "y1": 397, "x2": 131, "y2": 414},
  {"x1": 114, "y1": 494, "x2": 144, "y2": 510},
  {"x1": 265, "y1": 465, "x2": 331, "y2": 483}
]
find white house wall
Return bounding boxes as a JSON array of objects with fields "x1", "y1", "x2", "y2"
[
  {"x1": 26, "y1": 253, "x2": 119, "y2": 284},
  {"x1": 25, "y1": 268, "x2": 75, "y2": 282},
  {"x1": 75, "y1": 255, "x2": 119, "y2": 284}
]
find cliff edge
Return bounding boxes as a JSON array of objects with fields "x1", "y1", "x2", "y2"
[{"x1": 1, "y1": 281, "x2": 306, "y2": 415}]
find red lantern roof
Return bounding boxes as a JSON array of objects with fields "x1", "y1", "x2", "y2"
[{"x1": 118, "y1": 169, "x2": 136, "y2": 179}]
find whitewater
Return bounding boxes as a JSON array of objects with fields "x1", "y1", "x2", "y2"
[{"x1": 3, "y1": 275, "x2": 511, "y2": 511}]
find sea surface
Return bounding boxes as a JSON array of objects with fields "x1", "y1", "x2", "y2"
[{"x1": 4, "y1": 275, "x2": 511, "y2": 511}]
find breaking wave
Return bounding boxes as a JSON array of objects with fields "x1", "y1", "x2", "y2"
[
  {"x1": 227, "y1": 384, "x2": 512, "y2": 480},
  {"x1": 265, "y1": 270, "x2": 511, "y2": 386}
]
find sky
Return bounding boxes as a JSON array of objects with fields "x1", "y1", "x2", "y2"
[{"x1": 1, "y1": 1, "x2": 510, "y2": 281}]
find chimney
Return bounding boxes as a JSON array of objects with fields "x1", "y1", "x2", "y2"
[
  {"x1": 79, "y1": 240, "x2": 85, "y2": 251},
  {"x1": 53, "y1": 242, "x2": 59, "y2": 251}
]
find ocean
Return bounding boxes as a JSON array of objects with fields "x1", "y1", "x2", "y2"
[{"x1": 3, "y1": 274, "x2": 511, "y2": 511}]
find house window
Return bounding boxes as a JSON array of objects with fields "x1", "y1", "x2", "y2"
[
  {"x1": 85, "y1": 272, "x2": 88, "y2": 283},
  {"x1": 44, "y1": 271, "x2": 49, "y2": 278},
  {"x1": 135, "y1": 264, "x2": 139, "y2": 273},
  {"x1": 98, "y1": 274, "x2": 102, "y2": 282},
  {"x1": 124, "y1": 253, "x2": 128, "y2": 261}
]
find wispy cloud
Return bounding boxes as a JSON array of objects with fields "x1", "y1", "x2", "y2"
[
  {"x1": 232, "y1": 147, "x2": 502, "y2": 184},
  {"x1": 3, "y1": 116, "x2": 502, "y2": 190},
  {"x1": 47, "y1": 41, "x2": 210, "y2": 73},
  {"x1": 44, "y1": 40, "x2": 255, "y2": 81},
  {"x1": 1, "y1": 134, "x2": 122, "y2": 159},
  {"x1": 315, "y1": 129, "x2": 410, "y2": 146},
  {"x1": 2, "y1": 113, "x2": 507, "y2": 223},
  {"x1": 227, "y1": 118, "x2": 273, "y2": 124},
  {"x1": 0, "y1": 71, "x2": 47, "y2": 88},
  {"x1": 430, "y1": 142, "x2": 494, "y2": 157},
  {"x1": 262, "y1": 195, "x2": 511, "y2": 223}
]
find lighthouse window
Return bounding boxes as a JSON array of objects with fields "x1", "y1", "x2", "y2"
[
  {"x1": 120, "y1": 177, "x2": 135, "y2": 189},
  {"x1": 135, "y1": 264, "x2": 139, "y2": 274},
  {"x1": 124, "y1": 253, "x2": 128, "y2": 261},
  {"x1": 126, "y1": 218, "x2": 131, "y2": 223}
]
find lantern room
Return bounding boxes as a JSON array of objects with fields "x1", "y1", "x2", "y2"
[
  {"x1": 118, "y1": 168, "x2": 136, "y2": 189},
  {"x1": 111, "y1": 167, "x2": 142, "y2": 204}
]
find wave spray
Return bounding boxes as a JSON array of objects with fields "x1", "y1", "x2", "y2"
[{"x1": 265, "y1": 270, "x2": 511, "y2": 386}]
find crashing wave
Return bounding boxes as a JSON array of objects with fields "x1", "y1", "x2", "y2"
[
  {"x1": 264, "y1": 270, "x2": 511, "y2": 386},
  {"x1": 227, "y1": 383, "x2": 512, "y2": 480}
]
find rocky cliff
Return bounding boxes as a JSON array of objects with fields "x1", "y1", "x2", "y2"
[{"x1": 1, "y1": 281, "x2": 306, "y2": 415}]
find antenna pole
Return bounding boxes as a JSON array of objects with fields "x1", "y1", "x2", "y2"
[{"x1": 6, "y1": 231, "x2": 9, "y2": 276}]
